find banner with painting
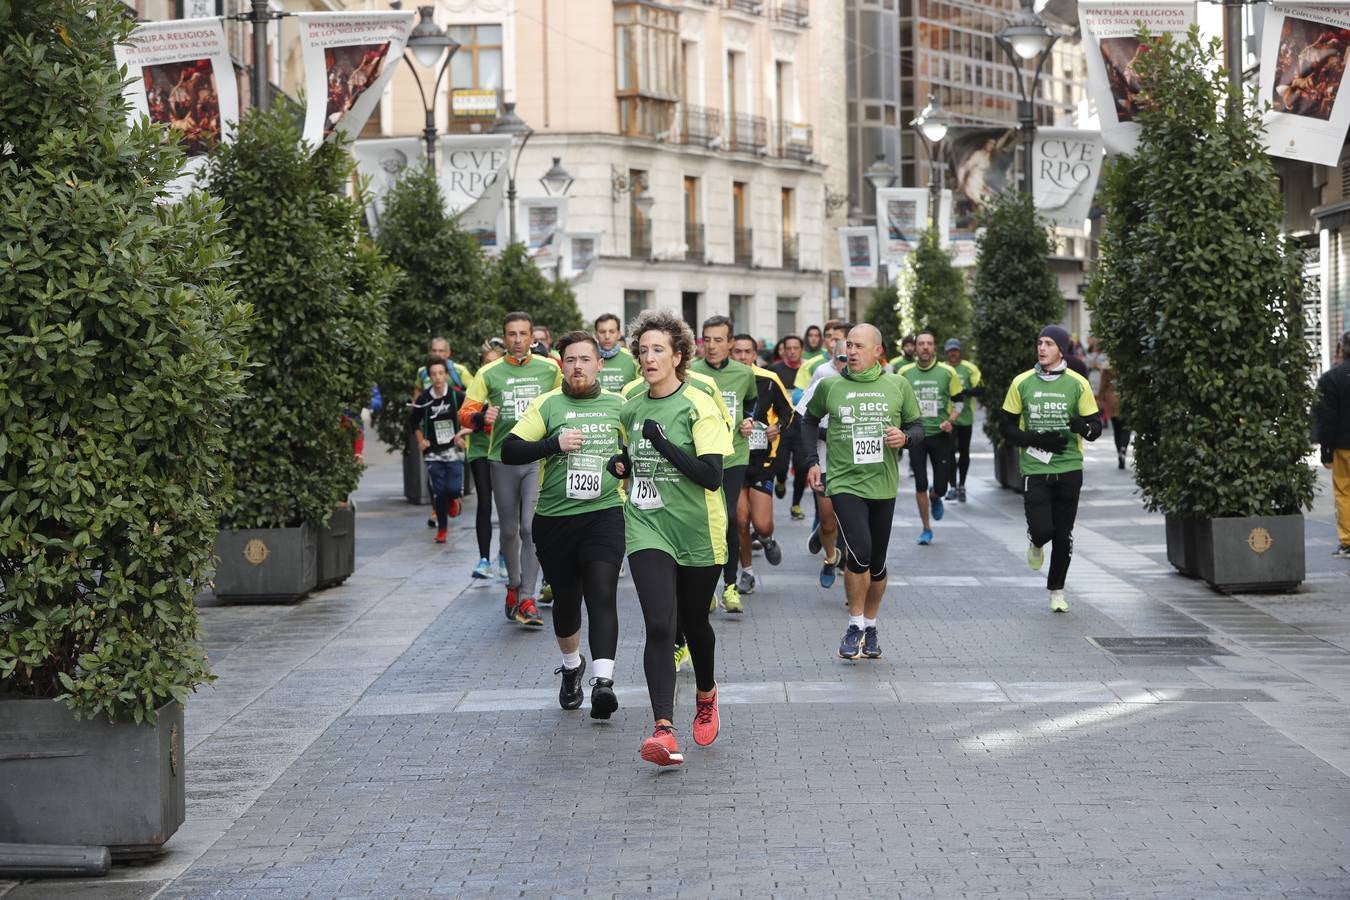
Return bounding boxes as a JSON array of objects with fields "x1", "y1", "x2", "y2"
[
  {"x1": 838, "y1": 226, "x2": 879, "y2": 287},
  {"x1": 351, "y1": 137, "x2": 421, "y2": 233},
  {"x1": 1078, "y1": 2, "x2": 1197, "y2": 155},
  {"x1": 114, "y1": 18, "x2": 238, "y2": 196},
  {"x1": 945, "y1": 126, "x2": 1018, "y2": 238},
  {"x1": 437, "y1": 135, "x2": 511, "y2": 252},
  {"x1": 299, "y1": 12, "x2": 414, "y2": 148},
  {"x1": 1031, "y1": 128, "x2": 1104, "y2": 228},
  {"x1": 521, "y1": 198, "x2": 568, "y2": 261},
  {"x1": 1259, "y1": 3, "x2": 1350, "y2": 166},
  {"x1": 875, "y1": 188, "x2": 929, "y2": 263}
]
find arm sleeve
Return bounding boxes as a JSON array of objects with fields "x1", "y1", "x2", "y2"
[
  {"x1": 770, "y1": 374, "x2": 795, "y2": 429},
  {"x1": 500, "y1": 432, "x2": 561, "y2": 465},
  {"x1": 648, "y1": 425, "x2": 724, "y2": 491},
  {"x1": 1001, "y1": 410, "x2": 1031, "y2": 447},
  {"x1": 798, "y1": 413, "x2": 821, "y2": 469}
]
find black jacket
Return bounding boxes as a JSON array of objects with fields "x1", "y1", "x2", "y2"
[{"x1": 1316, "y1": 359, "x2": 1350, "y2": 459}]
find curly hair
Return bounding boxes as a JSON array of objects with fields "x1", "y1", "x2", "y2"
[{"x1": 627, "y1": 309, "x2": 695, "y2": 382}]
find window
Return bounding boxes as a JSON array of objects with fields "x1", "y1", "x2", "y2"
[
  {"x1": 776, "y1": 297, "x2": 798, "y2": 339},
  {"x1": 729, "y1": 294, "x2": 752, "y2": 333},
  {"x1": 630, "y1": 169, "x2": 652, "y2": 258},
  {"x1": 615, "y1": 2, "x2": 681, "y2": 138},
  {"x1": 625, "y1": 289, "x2": 652, "y2": 323},
  {"x1": 447, "y1": 25, "x2": 503, "y2": 126},
  {"x1": 682, "y1": 292, "x2": 701, "y2": 332}
]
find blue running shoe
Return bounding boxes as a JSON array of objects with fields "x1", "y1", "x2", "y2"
[
  {"x1": 472, "y1": 557, "x2": 492, "y2": 579},
  {"x1": 930, "y1": 495, "x2": 945, "y2": 521},
  {"x1": 839, "y1": 624, "x2": 864, "y2": 660},
  {"x1": 917, "y1": 529, "x2": 933, "y2": 546},
  {"x1": 819, "y1": 549, "x2": 840, "y2": 588},
  {"x1": 496, "y1": 552, "x2": 508, "y2": 580},
  {"x1": 862, "y1": 626, "x2": 882, "y2": 659}
]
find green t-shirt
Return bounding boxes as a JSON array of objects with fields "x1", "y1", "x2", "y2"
[
  {"x1": 465, "y1": 429, "x2": 488, "y2": 462},
  {"x1": 509, "y1": 388, "x2": 627, "y2": 517},
  {"x1": 417, "y1": 360, "x2": 472, "y2": 391},
  {"x1": 806, "y1": 371, "x2": 920, "y2": 500},
  {"x1": 690, "y1": 357, "x2": 757, "y2": 468},
  {"x1": 465, "y1": 355, "x2": 563, "y2": 462},
  {"x1": 794, "y1": 354, "x2": 830, "y2": 392},
  {"x1": 1002, "y1": 368, "x2": 1099, "y2": 475},
  {"x1": 897, "y1": 360, "x2": 963, "y2": 436},
  {"x1": 620, "y1": 382, "x2": 733, "y2": 566},
  {"x1": 623, "y1": 370, "x2": 734, "y2": 441},
  {"x1": 952, "y1": 360, "x2": 982, "y2": 427},
  {"x1": 597, "y1": 347, "x2": 638, "y2": 394},
  {"x1": 801, "y1": 347, "x2": 828, "y2": 369}
]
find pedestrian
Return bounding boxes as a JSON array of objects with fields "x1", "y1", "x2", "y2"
[
  {"x1": 468, "y1": 338, "x2": 506, "y2": 579},
  {"x1": 942, "y1": 338, "x2": 982, "y2": 502},
  {"x1": 412, "y1": 357, "x2": 466, "y2": 544},
  {"x1": 609, "y1": 309, "x2": 731, "y2": 766},
  {"x1": 502, "y1": 331, "x2": 627, "y2": 716},
  {"x1": 459, "y1": 311, "x2": 563, "y2": 627},
  {"x1": 1316, "y1": 330, "x2": 1350, "y2": 558},
  {"x1": 896, "y1": 331, "x2": 964, "y2": 545},
  {"x1": 1001, "y1": 325, "x2": 1102, "y2": 613}
]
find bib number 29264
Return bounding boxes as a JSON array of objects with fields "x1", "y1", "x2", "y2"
[{"x1": 853, "y1": 434, "x2": 884, "y2": 464}]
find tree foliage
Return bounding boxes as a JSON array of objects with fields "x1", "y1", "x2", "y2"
[
  {"x1": 864, "y1": 286, "x2": 902, "y2": 358},
  {"x1": 486, "y1": 243, "x2": 585, "y2": 335},
  {"x1": 971, "y1": 192, "x2": 1063, "y2": 446},
  {"x1": 206, "y1": 108, "x2": 393, "y2": 529},
  {"x1": 910, "y1": 227, "x2": 971, "y2": 347},
  {"x1": 0, "y1": 0, "x2": 251, "y2": 722},
  {"x1": 1088, "y1": 29, "x2": 1315, "y2": 518}
]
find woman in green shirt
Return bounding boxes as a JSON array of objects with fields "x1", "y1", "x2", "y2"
[{"x1": 609, "y1": 310, "x2": 732, "y2": 766}]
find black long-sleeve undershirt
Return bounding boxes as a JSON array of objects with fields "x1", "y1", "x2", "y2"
[{"x1": 500, "y1": 432, "x2": 560, "y2": 466}]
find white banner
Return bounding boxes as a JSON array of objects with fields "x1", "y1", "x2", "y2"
[
  {"x1": 437, "y1": 135, "x2": 510, "y2": 250},
  {"x1": 299, "y1": 12, "x2": 413, "y2": 148},
  {"x1": 838, "y1": 226, "x2": 878, "y2": 287},
  {"x1": 936, "y1": 190, "x2": 979, "y2": 268},
  {"x1": 522, "y1": 198, "x2": 568, "y2": 260},
  {"x1": 875, "y1": 188, "x2": 930, "y2": 262},
  {"x1": 114, "y1": 18, "x2": 238, "y2": 197},
  {"x1": 1078, "y1": 2, "x2": 1196, "y2": 155},
  {"x1": 564, "y1": 232, "x2": 599, "y2": 278},
  {"x1": 1032, "y1": 128, "x2": 1104, "y2": 228},
  {"x1": 351, "y1": 137, "x2": 421, "y2": 233},
  {"x1": 1259, "y1": 4, "x2": 1350, "y2": 166}
]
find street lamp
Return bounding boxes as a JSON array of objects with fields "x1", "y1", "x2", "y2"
[
  {"x1": 401, "y1": 5, "x2": 459, "y2": 173},
  {"x1": 910, "y1": 92, "x2": 952, "y2": 225},
  {"x1": 540, "y1": 157, "x2": 574, "y2": 197},
  {"x1": 994, "y1": 0, "x2": 1059, "y2": 200},
  {"x1": 492, "y1": 101, "x2": 534, "y2": 245}
]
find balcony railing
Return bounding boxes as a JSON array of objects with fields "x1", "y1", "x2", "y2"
[
  {"x1": 778, "y1": 121, "x2": 813, "y2": 161},
  {"x1": 775, "y1": 0, "x2": 808, "y2": 26},
  {"x1": 631, "y1": 219, "x2": 652, "y2": 259},
  {"x1": 726, "y1": 0, "x2": 763, "y2": 13},
  {"x1": 680, "y1": 105, "x2": 723, "y2": 147},
  {"x1": 686, "y1": 223, "x2": 706, "y2": 262},
  {"x1": 727, "y1": 113, "x2": 768, "y2": 154},
  {"x1": 782, "y1": 233, "x2": 799, "y2": 270},
  {"x1": 733, "y1": 227, "x2": 754, "y2": 266}
]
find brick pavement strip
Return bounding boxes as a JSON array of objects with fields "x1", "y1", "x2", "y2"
[{"x1": 3, "y1": 434, "x2": 1350, "y2": 899}]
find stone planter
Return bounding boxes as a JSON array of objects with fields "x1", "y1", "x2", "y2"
[
  {"x1": 0, "y1": 698, "x2": 184, "y2": 858},
  {"x1": 1165, "y1": 515, "x2": 1199, "y2": 578},
  {"x1": 1193, "y1": 513, "x2": 1305, "y2": 593},
  {"x1": 315, "y1": 502, "x2": 356, "y2": 590},
  {"x1": 994, "y1": 442, "x2": 1024, "y2": 493},
  {"x1": 214, "y1": 522, "x2": 317, "y2": 603},
  {"x1": 403, "y1": 441, "x2": 430, "y2": 505}
]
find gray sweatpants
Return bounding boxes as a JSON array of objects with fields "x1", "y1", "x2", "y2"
[{"x1": 490, "y1": 460, "x2": 541, "y2": 596}]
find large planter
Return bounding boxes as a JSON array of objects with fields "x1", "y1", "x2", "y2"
[
  {"x1": 1165, "y1": 515, "x2": 1199, "y2": 578},
  {"x1": 0, "y1": 698, "x2": 184, "y2": 858},
  {"x1": 214, "y1": 522, "x2": 317, "y2": 603},
  {"x1": 1193, "y1": 513, "x2": 1305, "y2": 593},
  {"x1": 993, "y1": 442, "x2": 1023, "y2": 493},
  {"x1": 315, "y1": 501, "x2": 356, "y2": 590},
  {"x1": 403, "y1": 441, "x2": 430, "y2": 505}
]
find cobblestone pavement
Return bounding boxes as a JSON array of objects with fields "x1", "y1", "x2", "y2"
[{"x1": 4, "y1": 426, "x2": 1349, "y2": 899}]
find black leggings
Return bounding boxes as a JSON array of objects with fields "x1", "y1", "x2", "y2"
[
  {"x1": 628, "y1": 549, "x2": 720, "y2": 722},
  {"x1": 1023, "y1": 470, "x2": 1083, "y2": 591},
  {"x1": 1111, "y1": 418, "x2": 1131, "y2": 455},
  {"x1": 830, "y1": 493, "x2": 895, "y2": 580},
  {"x1": 954, "y1": 424, "x2": 973, "y2": 486},
  {"x1": 548, "y1": 560, "x2": 619, "y2": 656},
  {"x1": 909, "y1": 432, "x2": 953, "y2": 496},
  {"x1": 469, "y1": 458, "x2": 493, "y2": 559},
  {"x1": 721, "y1": 465, "x2": 746, "y2": 586}
]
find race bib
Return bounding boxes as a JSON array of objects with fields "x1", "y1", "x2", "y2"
[
  {"x1": 510, "y1": 384, "x2": 540, "y2": 419},
  {"x1": 629, "y1": 476, "x2": 664, "y2": 510},
  {"x1": 566, "y1": 453, "x2": 603, "y2": 500},
  {"x1": 919, "y1": 399, "x2": 939, "y2": 418},
  {"x1": 721, "y1": 391, "x2": 738, "y2": 421},
  {"x1": 433, "y1": 419, "x2": 455, "y2": 445},
  {"x1": 851, "y1": 423, "x2": 884, "y2": 465},
  {"x1": 748, "y1": 423, "x2": 769, "y2": 450},
  {"x1": 1026, "y1": 446, "x2": 1054, "y2": 465}
]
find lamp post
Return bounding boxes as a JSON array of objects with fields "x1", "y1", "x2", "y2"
[
  {"x1": 864, "y1": 154, "x2": 897, "y2": 288},
  {"x1": 910, "y1": 92, "x2": 952, "y2": 226},
  {"x1": 492, "y1": 102, "x2": 534, "y2": 245},
  {"x1": 401, "y1": 5, "x2": 460, "y2": 174},
  {"x1": 540, "y1": 157, "x2": 575, "y2": 279},
  {"x1": 994, "y1": 0, "x2": 1058, "y2": 200}
]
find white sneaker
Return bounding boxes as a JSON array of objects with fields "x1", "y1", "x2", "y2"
[{"x1": 1049, "y1": 590, "x2": 1068, "y2": 613}]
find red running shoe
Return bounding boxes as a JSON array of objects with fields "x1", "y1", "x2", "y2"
[
  {"x1": 449, "y1": 498, "x2": 462, "y2": 518},
  {"x1": 504, "y1": 587, "x2": 518, "y2": 622},
  {"x1": 434, "y1": 528, "x2": 447, "y2": 544},
  {"x1": 513, "y1": 597, "x2": 544, "y2": 627},
  {"x1": 692, "y1": 688, "x2": 720, "y2": 747},
  {"x1": 640, "y1": 724, "x2": 684, "y2": 766}
]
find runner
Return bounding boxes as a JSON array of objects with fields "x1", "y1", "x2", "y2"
[
  {"x1": 888, "y1": 334, "x2": 917, "y2": 372},
  {"x1": 730, "y1": 333, "x2": 794, "y2": 595},
  {"x1": 502, "y1": 331, "x2": 625, "y2": 717},
  {"x1": 793, "y1": 319, "x2": 849, "y2": 395},
  {"x1": 690, "y1": 315, "x2": 757, "y2": 614},
  {"x1": 594, "y1": 313, "x2": 638, "y2": 393},
  {"x1": 414, "y1": 336, "x2": 471, "y2": 528},
  {"x1": 1001, "y1": 325, "x2": 1102, "y2": 613},
  {"x1": 609, "y1": 309, "x2": 731, "y2": 766},
  {"x1": 897, "y1": 331, "x2": 963, "y2": 545},
  {"x1": 801, "y1": 324, "x2": 827, "y2": 368},
  {"x1": 459, "y1": 311, "x2": 563, "y2": 627},
  {"x1": 468, "y1": 338, "x2": 506, "y2": 579},
  {"x1": 795, "y1": 338, "x2": 850, "y2": 589},
  {"x1": 770, "y1": 333, "x2": 809, "y2": 516},
  {"x1": 942, "y1": 338, "x2": 982, "y2": 502},
  {"x1": 800, "y1": 324, "x2": 923, "y2": 659},
  {"x1": 411, "y1": 357, "x2": 466, "y2": 544}
]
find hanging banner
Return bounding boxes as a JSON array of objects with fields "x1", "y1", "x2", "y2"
[
  {"x1": 838, "y1": 226, "x2": 878, "y2": 287},
  {"x1": 946, "y1": 127, "x2": 1019, "y2": 235},
  {"x1": 299, "y1": 11, "x2": 414, "y2": 148},
  {"x1": 1078, "y1": 2, "x2": 1197, "y2": 155},
  {"x1": 521, "y1": 198, "x2": 568, "y2": 261},
  {"x1": 1032, "y1": 128, "x2": 1104, "y2": 228},
  {"x1": 114, "y1": 18, "x2": 238, "y2": 197},
  {"x1": 437, "y1": 135, "x2": 511, "y2": 250},
  {"x1": 875, "y1": 188, "x2": 930, "y2": 262},
  {"x1": 937, "y1": 190, "x2": 979, "y2": 268},
  {"x1": 351, "y1": 137, "x2": 420, "y2": 233},
  {"x1": 1260, "y1": 4, "x2": 1350, "y2": 166}
]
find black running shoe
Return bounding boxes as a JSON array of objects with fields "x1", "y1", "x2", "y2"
[
  {"x1": 808, "y1": 528, "x2": 822, "y2": 555},
  {"x1": 862, "y1": 626, "x2": 882, "y2": 659},
  {"x1": 774, "y1": 478, "x2": 786, "y2": 499},
  {"x1": 589, "y1": 677, "x2": 618, "y2": 719},
  {"x1": 762, "y1": 536, "x2": 782, "y2": 566},
  {"x1": 555, "y1": 656, "x2": 587, "y2": 710}
]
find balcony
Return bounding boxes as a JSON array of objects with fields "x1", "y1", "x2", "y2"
[
  {"x1": 727, "y1": 113, "x2": 768, "y2": 154},
  {"x1": 725, "y1": 0, "x2": 763, "y2": 13},
  {"x1": 680, "y1": 105, "x2": 723, "y2": 147},
  {"x1": 782, "y1": 233, "x2": 799, "y2": 270},
  {"x1": 631, "y1": 219, "x2": 653, "y2": 259},
  {"x1": 778, "y1": 121, "x2": 813, "y2": 161},
  {"x1": 686, "y1": 223, "x2": 706, "y2": 262},
  {"x1": 733, "y1": 227, "x2": 754, "y2": 266},
  {"x1": 774, "y1": 1, "x2": 808, "y2": 26}
]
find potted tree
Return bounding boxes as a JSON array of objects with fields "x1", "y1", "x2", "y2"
[
  {"x1": 1090, "y1": 30, "x2": 1316, "y2": 592},
  {"x1": 0, "y1": 0, "x2": 250, "y2": 852},
  {"x1": 206, "y1": 109, "x2": 391, "y2": 601},
  {"x1": 971, "y1": 192, "x2": 1063, "y2": 490}
]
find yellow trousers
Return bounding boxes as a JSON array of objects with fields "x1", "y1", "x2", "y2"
[{"x1": 1335, "y1": 449, "x2": 1350, "y2": 546}]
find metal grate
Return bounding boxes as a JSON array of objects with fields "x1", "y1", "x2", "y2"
[{"x1": 1089, "y1": 637, "x2": 1233, "y2": 655}]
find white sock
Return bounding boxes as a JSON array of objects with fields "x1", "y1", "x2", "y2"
[
  {"x1": 592, "y1": 658, "x2": 615, "y2": 680},
  {"x1": 743, "y1": 566, "x2": 755, "y2": 578},
  {"x1": 562, "y1": 650, "x2": 582, "y2": 670},
  {"x1": 849, "y1": 614, "x2": 865, "y2": 630},
  {"x1": 863, "y1": 617, "x2": 877, "y2": 629}
]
